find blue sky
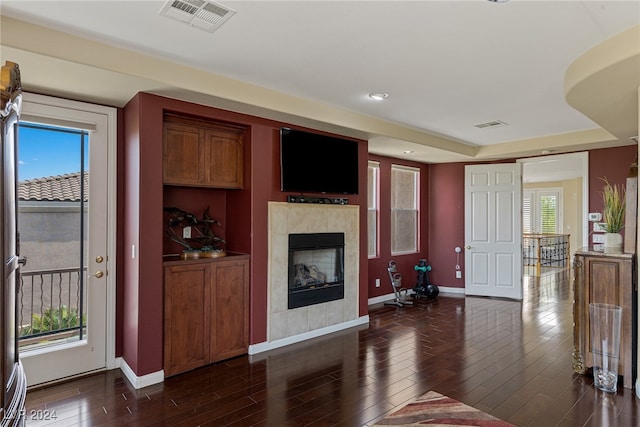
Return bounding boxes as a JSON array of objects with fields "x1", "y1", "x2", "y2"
[{"x1": 18, "y1": 124, "x2": 89, "y2": 181}]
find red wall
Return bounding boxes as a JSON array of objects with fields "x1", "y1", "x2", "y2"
[
  {"x1": 122, "y1": 94, "x2": 165, "y2": 375},
  {"x1": 588, "y1": 145, "x2": 637, "y2": 242},
  {"x1": 427, "y1": 162, "x2": 466, "y2": 289},
  {"x1": 120, "y1": 93, "x2": 368, "y2": 374},
  {"x1": 367, "y1": 155, "x2": 429, "y2": 299}
]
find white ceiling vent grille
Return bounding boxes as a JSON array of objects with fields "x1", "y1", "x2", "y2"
[
  {"x1": 474, "y1": 120, "x2": 508, "y2": 129},
  {"x1": 159, "y1": 0, "x2": 236, "y2": 33}
]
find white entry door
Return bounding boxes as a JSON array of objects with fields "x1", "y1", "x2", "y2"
[
  {"x1": 17, "y1": 94, "x2": 116, "y2": 386},
  {"x1": 464, "y1": 163, "x2": 522, "y2": 299}
]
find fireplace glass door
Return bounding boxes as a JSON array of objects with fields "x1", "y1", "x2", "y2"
[{"x1": 288, "y1": 233, "x2": 344, "y2": 309}]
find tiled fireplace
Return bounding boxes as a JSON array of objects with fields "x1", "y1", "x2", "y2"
[{"x1": 266, "y1": 202, "x2": 360, "y2": 345}]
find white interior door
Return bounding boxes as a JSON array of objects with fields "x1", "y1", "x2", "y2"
[
  {"x1": 17, "y1": 94, "x2": 115, "y2": 386},
  {"x1": 465, "y1": 163, "x2": 522, "y2": 299}
]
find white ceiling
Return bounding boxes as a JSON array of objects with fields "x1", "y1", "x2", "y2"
[{"x1": 1, "y1": 0, "x2": 638, "y2": 174}]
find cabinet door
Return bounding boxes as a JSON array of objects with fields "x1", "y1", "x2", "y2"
[
  {"x1": 164, "y1": 264, "x2": 211, "y2": 376},
  {"x1": 579, "y1": 254, "x2": 634, "y2": 388},
  {"x1": 204, "y1": 127, "x2": 244, "y2": 189},
  {"x1": 163, "y1": 121, "x2": 206, "y2": 185},
  {"x1": 210, "y1": 259, "x2": 249, "y2": 362}
]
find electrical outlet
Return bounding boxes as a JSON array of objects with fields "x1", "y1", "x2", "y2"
[
  {"x1": 375, "y1": 278, "x2": 380, "y2": 288},
  {"x1": 183, "y1": 226, "x2": 192, "y2": 239},
  {"x1": 456, "y1": 271, "x2": 462, "y2": 279}
]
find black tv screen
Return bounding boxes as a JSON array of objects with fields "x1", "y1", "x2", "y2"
[{"x1": 280, "y1": 128, "x2": 359, "y2": 195}]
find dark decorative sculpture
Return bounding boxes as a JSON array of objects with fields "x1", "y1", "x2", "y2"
[{"x1": 164, "y1": 206, "x2": 226, "y2": 258}]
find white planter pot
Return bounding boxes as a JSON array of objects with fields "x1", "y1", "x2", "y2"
[{"x1": 604, "y1": 232, "x2": 623, "y2": 252}]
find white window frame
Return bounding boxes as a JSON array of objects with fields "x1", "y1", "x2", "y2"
[{"x1": 391, "y1": 164, "x2": 419, "y2": 255}]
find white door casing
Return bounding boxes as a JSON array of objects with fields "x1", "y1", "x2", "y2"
[
  {"x1": 18, "y1": 93, "x2": 116, "y2": 386},
  {"x1": 465, "y1": 163, "x2": 522, "y2": 300}
]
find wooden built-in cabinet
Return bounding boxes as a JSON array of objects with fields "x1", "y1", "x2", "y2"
[
  {"x1": 163, "y1": 114, "x2": 244, "y2": 189},
  {"x1": 572, "y1": 248, "x2": 636, "y2": 389},
  {"x1": 164, "y1": 255, "x2": 250, "y2": 377}
]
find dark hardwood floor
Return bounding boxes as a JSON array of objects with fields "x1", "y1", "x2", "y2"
[{"x1": 24, "y1": 270, "x2": 640, "y2": 426}]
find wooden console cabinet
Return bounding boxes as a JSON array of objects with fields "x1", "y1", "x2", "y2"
[
  {"x1": 164, "y1": 255, "x2": 249, "y2": 377},
  {"x1": 572, "y1": 248, "x2": 636, "y2": 389},
  {"x1": 163, "y1": 114, "x2": 244, "y2": 189}
]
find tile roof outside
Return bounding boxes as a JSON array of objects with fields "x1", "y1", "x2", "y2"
[{"x1": 18, "y1": 172, "x2": 88, "y2": 202}]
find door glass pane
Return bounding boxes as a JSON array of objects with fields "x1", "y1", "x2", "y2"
[{"x1": 17, "y1": 123, "x2": 88, "y2": 351}]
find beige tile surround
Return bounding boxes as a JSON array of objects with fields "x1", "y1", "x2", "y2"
[{"x1": 267, "y1": 202, "x2": 360, "y2": 342}]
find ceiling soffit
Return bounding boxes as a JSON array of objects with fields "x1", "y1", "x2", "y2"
[{"x1": 565, "y1": 25, "x2": 640, "y2": 143}]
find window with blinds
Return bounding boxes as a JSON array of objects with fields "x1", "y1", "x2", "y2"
[
  {"x1": 540, "y1": 195, "x2": 558, "y2": 233},
  {"x1": 367, "y1": 161, "x2": 379, "y2": 258},
  {"x1": 523, "y1": 189, "x2": 562, "y2": 234},
  {"x1": 391, "y1": 165, "x2": 419, "y2": 254},
  {"x1": 523, "y1": 191, "x2": 533, "y2": 233}
]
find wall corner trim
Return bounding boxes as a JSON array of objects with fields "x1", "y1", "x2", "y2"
[{"x1": 119, "y1": 359, "x2": 164, "y2": 389}]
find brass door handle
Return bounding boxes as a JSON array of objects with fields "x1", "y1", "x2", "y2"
[
  {"x1": 465, "y1": 245, "x2": 472, "y2": 250},
  {"x1": 90, "y1": 270, "x2": 104, "y2": 279}
]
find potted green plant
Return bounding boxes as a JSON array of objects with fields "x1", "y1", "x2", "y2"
[{"x1": 600, "y1": 177, "x2": 625, "y2": 251}]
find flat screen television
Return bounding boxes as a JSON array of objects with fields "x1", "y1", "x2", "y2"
[{"x1": 280, "y1": 128, "x2": 359, "y2": 195}]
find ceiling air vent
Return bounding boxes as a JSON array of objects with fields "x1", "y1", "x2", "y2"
[
  {"x1": 159, "y1": 0, "x2": 236, "y2": 33},
  {"x1": 474, "y1": 120, "x2": 508, "y2": 129}
]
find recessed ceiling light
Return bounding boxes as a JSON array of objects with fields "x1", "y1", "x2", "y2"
[
  {"x1": 403, "y1": 150, "x2": 414, "y2": 154},
  {"x1": 488, "y1": 0, "x2": 509, "y2": 3},
  {"x1": 369, "y1": 93, "x2": 389, "y2": 101}
]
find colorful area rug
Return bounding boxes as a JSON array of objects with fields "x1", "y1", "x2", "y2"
[{"x1": 373, "y1": 390, "x2": 515, "y2": 426}]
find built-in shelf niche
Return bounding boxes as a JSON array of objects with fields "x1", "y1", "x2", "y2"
[{"x1": 162, "y1": 186, "x2": 228, "y2": 256}]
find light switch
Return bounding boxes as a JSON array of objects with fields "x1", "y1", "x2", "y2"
[{"x1": 593, "y1": 222, "x2": 606, "y2": 232}]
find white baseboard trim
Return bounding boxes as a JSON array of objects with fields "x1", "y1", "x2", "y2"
[
  {"x1": 119, "y1": 358, "x2": 164, "y2": 389},
  {"x1": 438, "y1": 286, "x2": 466, "y2": 295},
  {"x1": 636, "y1": 379, "x2": 640, "y2": 399},
  {"x1": 368, "y1": 293, "x2": 396, "y2": 306},
  {"x1": 248, "y1": 315, "x2": 370, "y2": 355},
  {"x1": 368, "y1": 286, "x2": 466, "y2": 306}
]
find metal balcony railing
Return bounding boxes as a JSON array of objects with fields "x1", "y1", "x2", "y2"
[
  {"x1": 18, "y1": 267, "x2": 87, "y2": 345},
  {"x1": 523, "y1": 233, "x2": 570, "y2": 276}
]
